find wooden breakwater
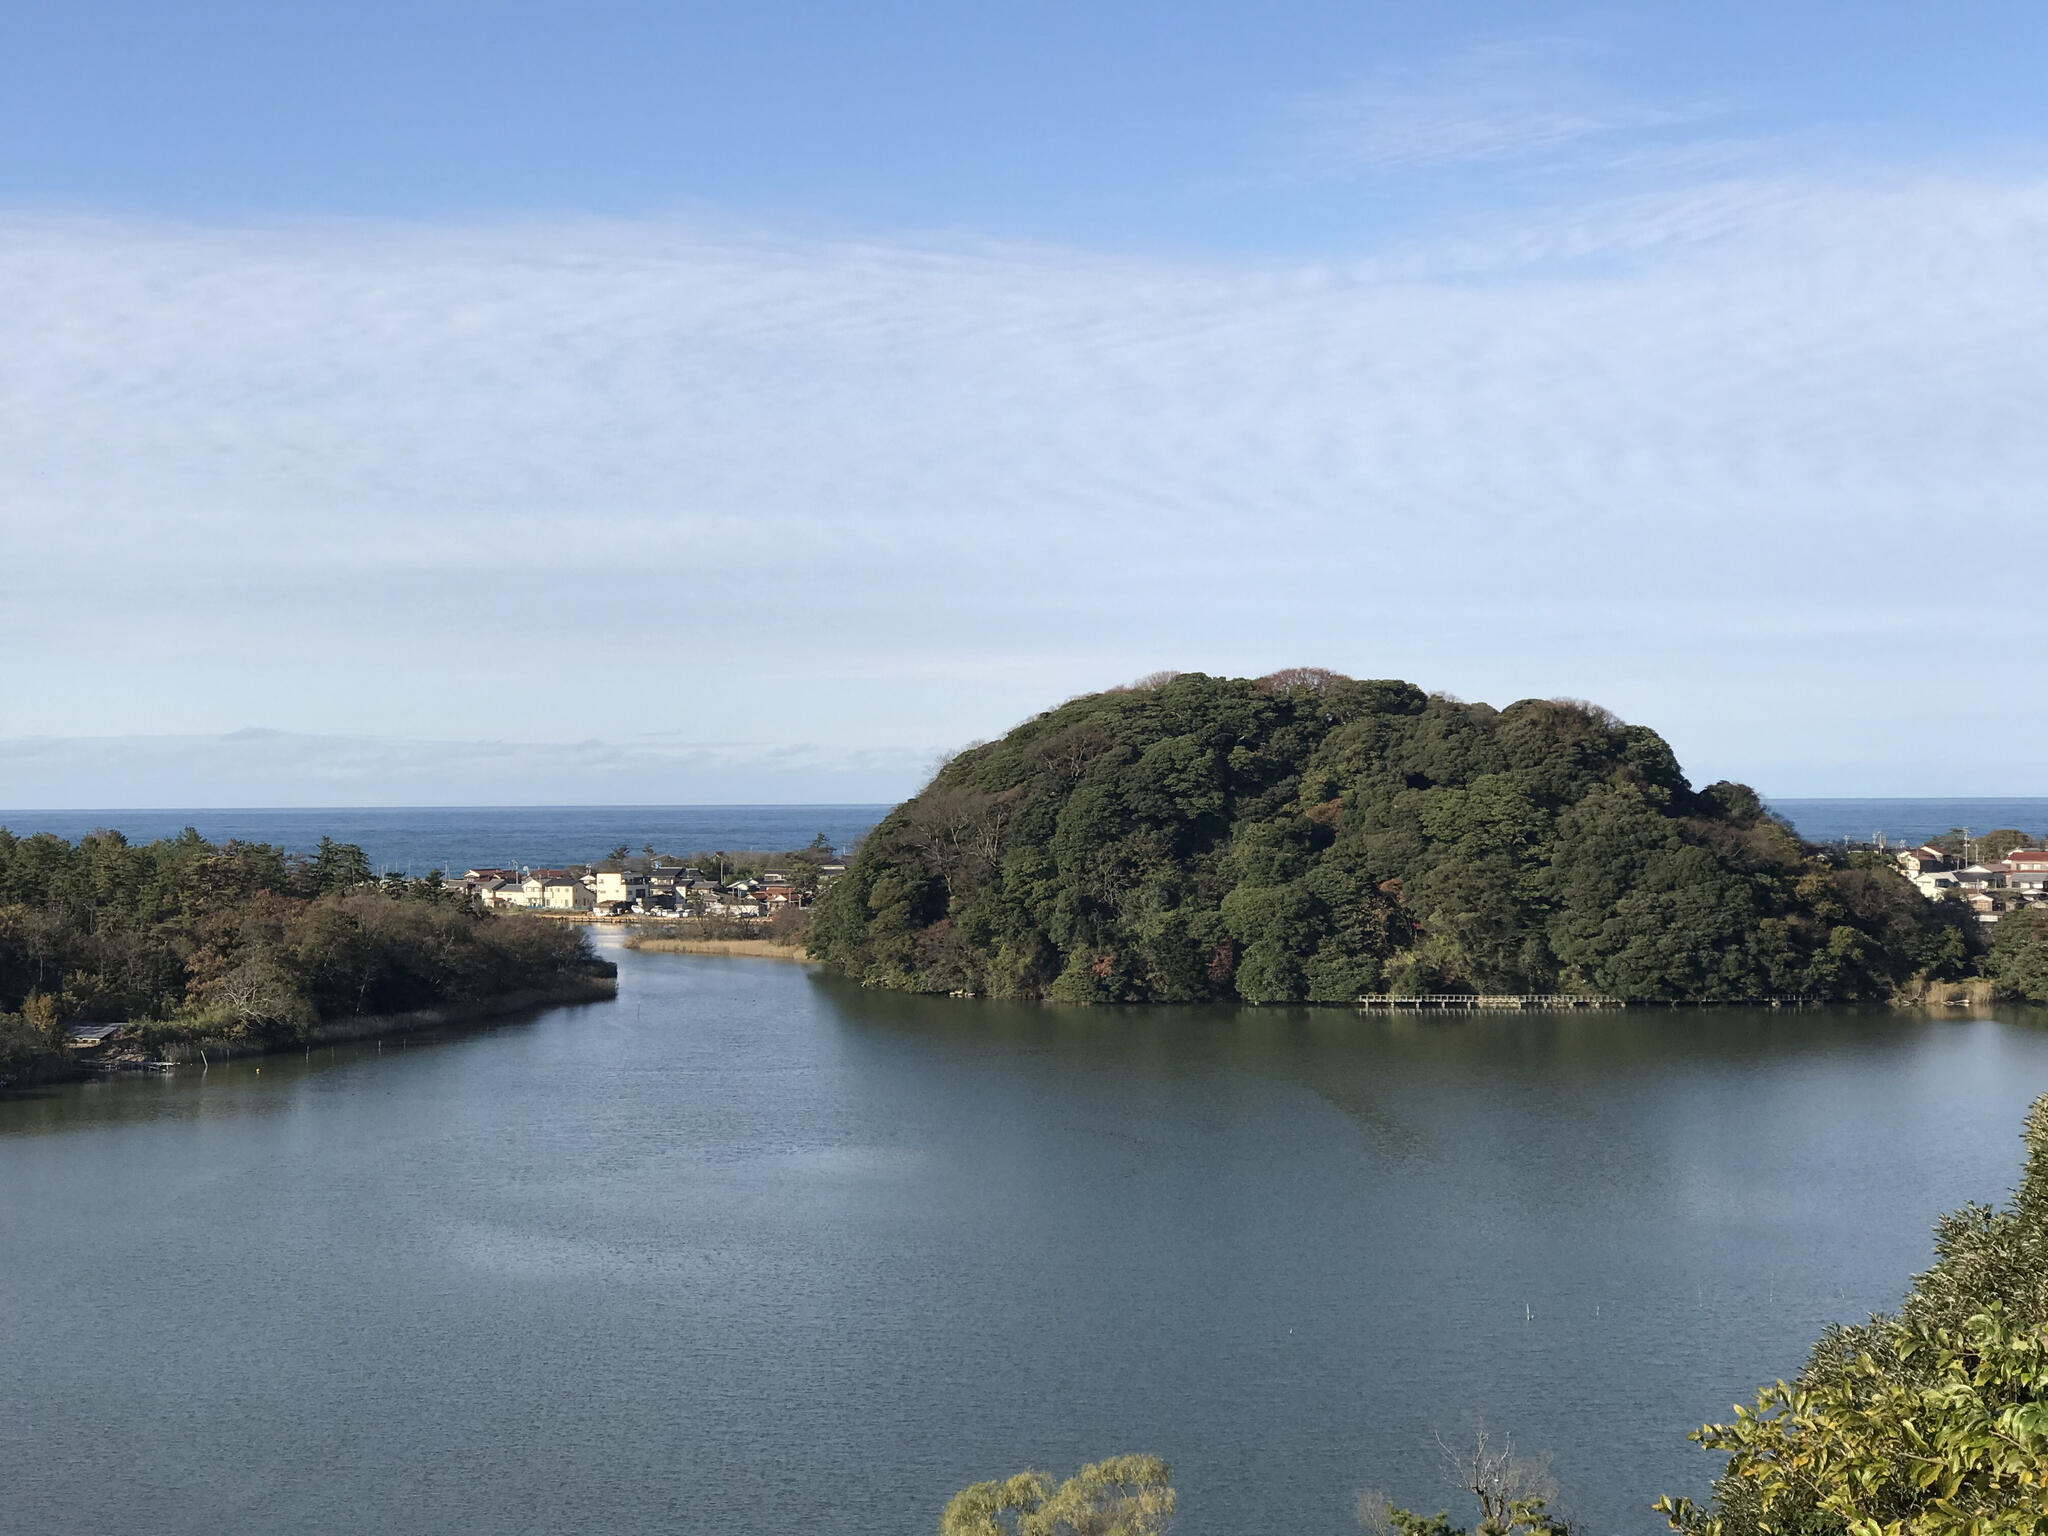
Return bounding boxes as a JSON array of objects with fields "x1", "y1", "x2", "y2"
[
  {"x1": 1354, "y1": 993, "x2": 1818, "y2": 1010},
  {"x1": 1356, "y1": 993, "x2": 1620, "y2": 1010}
]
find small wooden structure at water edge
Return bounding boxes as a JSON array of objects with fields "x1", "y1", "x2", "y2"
[{"x1": 1354, "y1": 993, "x2": 1621, "y2": 1010}]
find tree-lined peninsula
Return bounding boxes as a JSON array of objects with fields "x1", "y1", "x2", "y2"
[
  {"x1": 0, "y1": 828, "x2": 612, "y2": 1080},
  {"x1": 810, "y1": 670, "x2": 1981, "y2": 1003}
]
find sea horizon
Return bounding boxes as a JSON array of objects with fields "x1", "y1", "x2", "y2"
[
  {"x1": 4, "y1": 797, "x2": 2042, "y2": 876},
  {"x1": 0, "y1": 804, "x2": 896, "y2": 875}
]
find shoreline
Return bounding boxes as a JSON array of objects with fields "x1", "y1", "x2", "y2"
[
  {"x1": 623, "y1": 937, "x2": 815, "y2": 962},
  {"x1": 148, "y1": 975, "x2": 622, "y2": 1064},
  {"x1": 1893, "y1": 976, "x2": 1997, "y2": 1009},
  {"x1": 38, "y1": 974, "x2": 622, "y2": 1081}
]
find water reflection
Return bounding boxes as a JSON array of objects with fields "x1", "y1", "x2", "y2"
[
  {"x1": 0, "y1": 1000, "x2": 615, "y2": 1138},
  {"x1": 4, "y1": 953, "x2": 2046, "y2": 1536}
]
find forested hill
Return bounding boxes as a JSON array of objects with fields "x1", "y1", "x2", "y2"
[{"x1": 809, "y1": 671, "x2": 1977, "y2": 1004}]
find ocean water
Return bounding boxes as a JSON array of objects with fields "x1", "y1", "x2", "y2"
[
  {"x1": 1766, "y1": 798, "x2": 2048, "y2": 846},
  {"x1": 0, "y1": 805, "x2": 892, "y2": 874},
  {"x1": 1, "y1": 799, "x2": 2041, "y2": 875},
  {"x1": 5, "y1": 943, "x2": 2047, "y2": 1535}
]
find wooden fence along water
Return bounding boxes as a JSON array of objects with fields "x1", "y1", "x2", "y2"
[
  {"x1": 1353, "y1": 994, "x2": 1816, "y2": 1010},
  {"x1": 1354, "y1": 994, "x2": 1618, "y2": 1010}
]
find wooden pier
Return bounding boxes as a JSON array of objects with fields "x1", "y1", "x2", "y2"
[
  {"x1": 1354, "y1": 994, "x2": 1815, "y2": 1011},
  {"x1": 1355, "y1": 993, "x2": 1618, "y2": 1010}
]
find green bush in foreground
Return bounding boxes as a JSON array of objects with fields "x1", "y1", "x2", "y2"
[
  {"x1": 1659, "y1": 1092, "x2": 2048, "y2": 1536},
  {"x1": 941, "y1": 1455, "x2": 1174, "y2": 1536},
  {"x1": 947, "y1": 1098, "x2": 2048, "y2": 1536},
  {"x1": 1656, "y1": 1311, "x2": 2048, "y2": 1536}
]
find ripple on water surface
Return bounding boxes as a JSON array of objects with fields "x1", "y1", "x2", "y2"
[{"x1": 4, "y1": 950, "x2": 2047, "y2": 1536}]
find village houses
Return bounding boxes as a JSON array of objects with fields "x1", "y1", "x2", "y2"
[
  {"x1": 1895, "y1": 842, "x2": 2048, "y2": 927},
  {"x1": 459, "y1": 857, "x2": 829, "y2": 918}
]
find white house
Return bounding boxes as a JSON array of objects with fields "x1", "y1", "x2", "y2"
[
  {"x1": 1895, "y1": 846, "x2": 1952, "y2": 880},
  {"x1": 532, "y1": 872, "x2": 594, "y2": 911},
  {"x1": 590, "y1": 869, "x2": 649, "y2": 907}
]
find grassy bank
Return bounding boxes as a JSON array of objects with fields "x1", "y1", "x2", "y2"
[
  {"x1": 622, "y1": 911, "x2": 812, "y2": 962},
  {"x1": 3, "y1": 970, "x2": 621, "y2": 1084},
  {"x1": 623, "y1": 936, "x2": 814, "y2": 962},
  {"x1": 1894, "y1": 975, "x2": 1998, "y2": 1009},
  {"x1": 127, "y1": 973, "x2": 620, "y2": 1066}
]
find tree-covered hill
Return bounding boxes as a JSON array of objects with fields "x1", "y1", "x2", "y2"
[{"x1": 809, "y1": 671, "x2": 1977, "y2": 1004}]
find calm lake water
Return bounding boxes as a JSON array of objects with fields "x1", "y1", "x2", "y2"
[{"x1": 6, "y1": 941, "x2": 2048, "y2": 1536}]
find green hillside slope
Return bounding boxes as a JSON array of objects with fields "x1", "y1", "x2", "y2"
[{"x1": 810, "y1": 671, "x2": 1975, "y2": 1003}]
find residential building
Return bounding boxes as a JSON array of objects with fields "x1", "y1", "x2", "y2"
[
  {"x1": 540, "y1": 874, "x2": 595, "y2": 911},
  {"x1": 2007, "y1": 850, "x2": 2048, "y2": 893},
  {"x1": 1895, "y1": 846, "x2": 1952, "y2": 880},
  {"x1": 518, "y1": 869, "x2": 593, "y2": 911},
  {"x1": 1956, "y1": 863, "x2": 2008, "y2": 891},
  {"x1": 64, "y1": 1023, "x2": 123, "y2": 1048},
  {"x1": 590, "y1": 869, "x2": 649, "y2": 907}
]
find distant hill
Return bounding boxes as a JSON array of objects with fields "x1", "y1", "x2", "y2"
[{"x1": 809, "y1": 671, "x2": 1976, "y2": 1003}]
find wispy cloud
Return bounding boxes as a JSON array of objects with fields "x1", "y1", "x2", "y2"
[
  {"x1": 1285, "y1": 39, "x2": 1717, "y2": 176},
  {"x1": 0, "y1": 731, "x2": 931, "y2": 808},
  {"x1": 2, "y1": 166, "x2": 2046, "y2": 794}
]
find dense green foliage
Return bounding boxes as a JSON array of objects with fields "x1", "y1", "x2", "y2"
[
  {"x1": 811, "y1": 672, "x2": 1977, "y2": 1003},
  {"x1": 941, "y1": 1455, "x2": 1175, "y2": 1536},
  {"x1": 1927, "y1": 829, "x2": 2042, "y2": 862},
  {"x1": 0, "y1": 828, "x2": 602, "y2": 1073},
  {"x1": 1661, "y1": 1094, "x2": 2048, "y2": 1536},
  {"x1": 1986, "y1": 909, "x2": 2048, "y2": 1006}
]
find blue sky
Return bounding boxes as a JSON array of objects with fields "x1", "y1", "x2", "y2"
[{"x1": 3, "y1": 1, "x2": 2046, "y2": 803}]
